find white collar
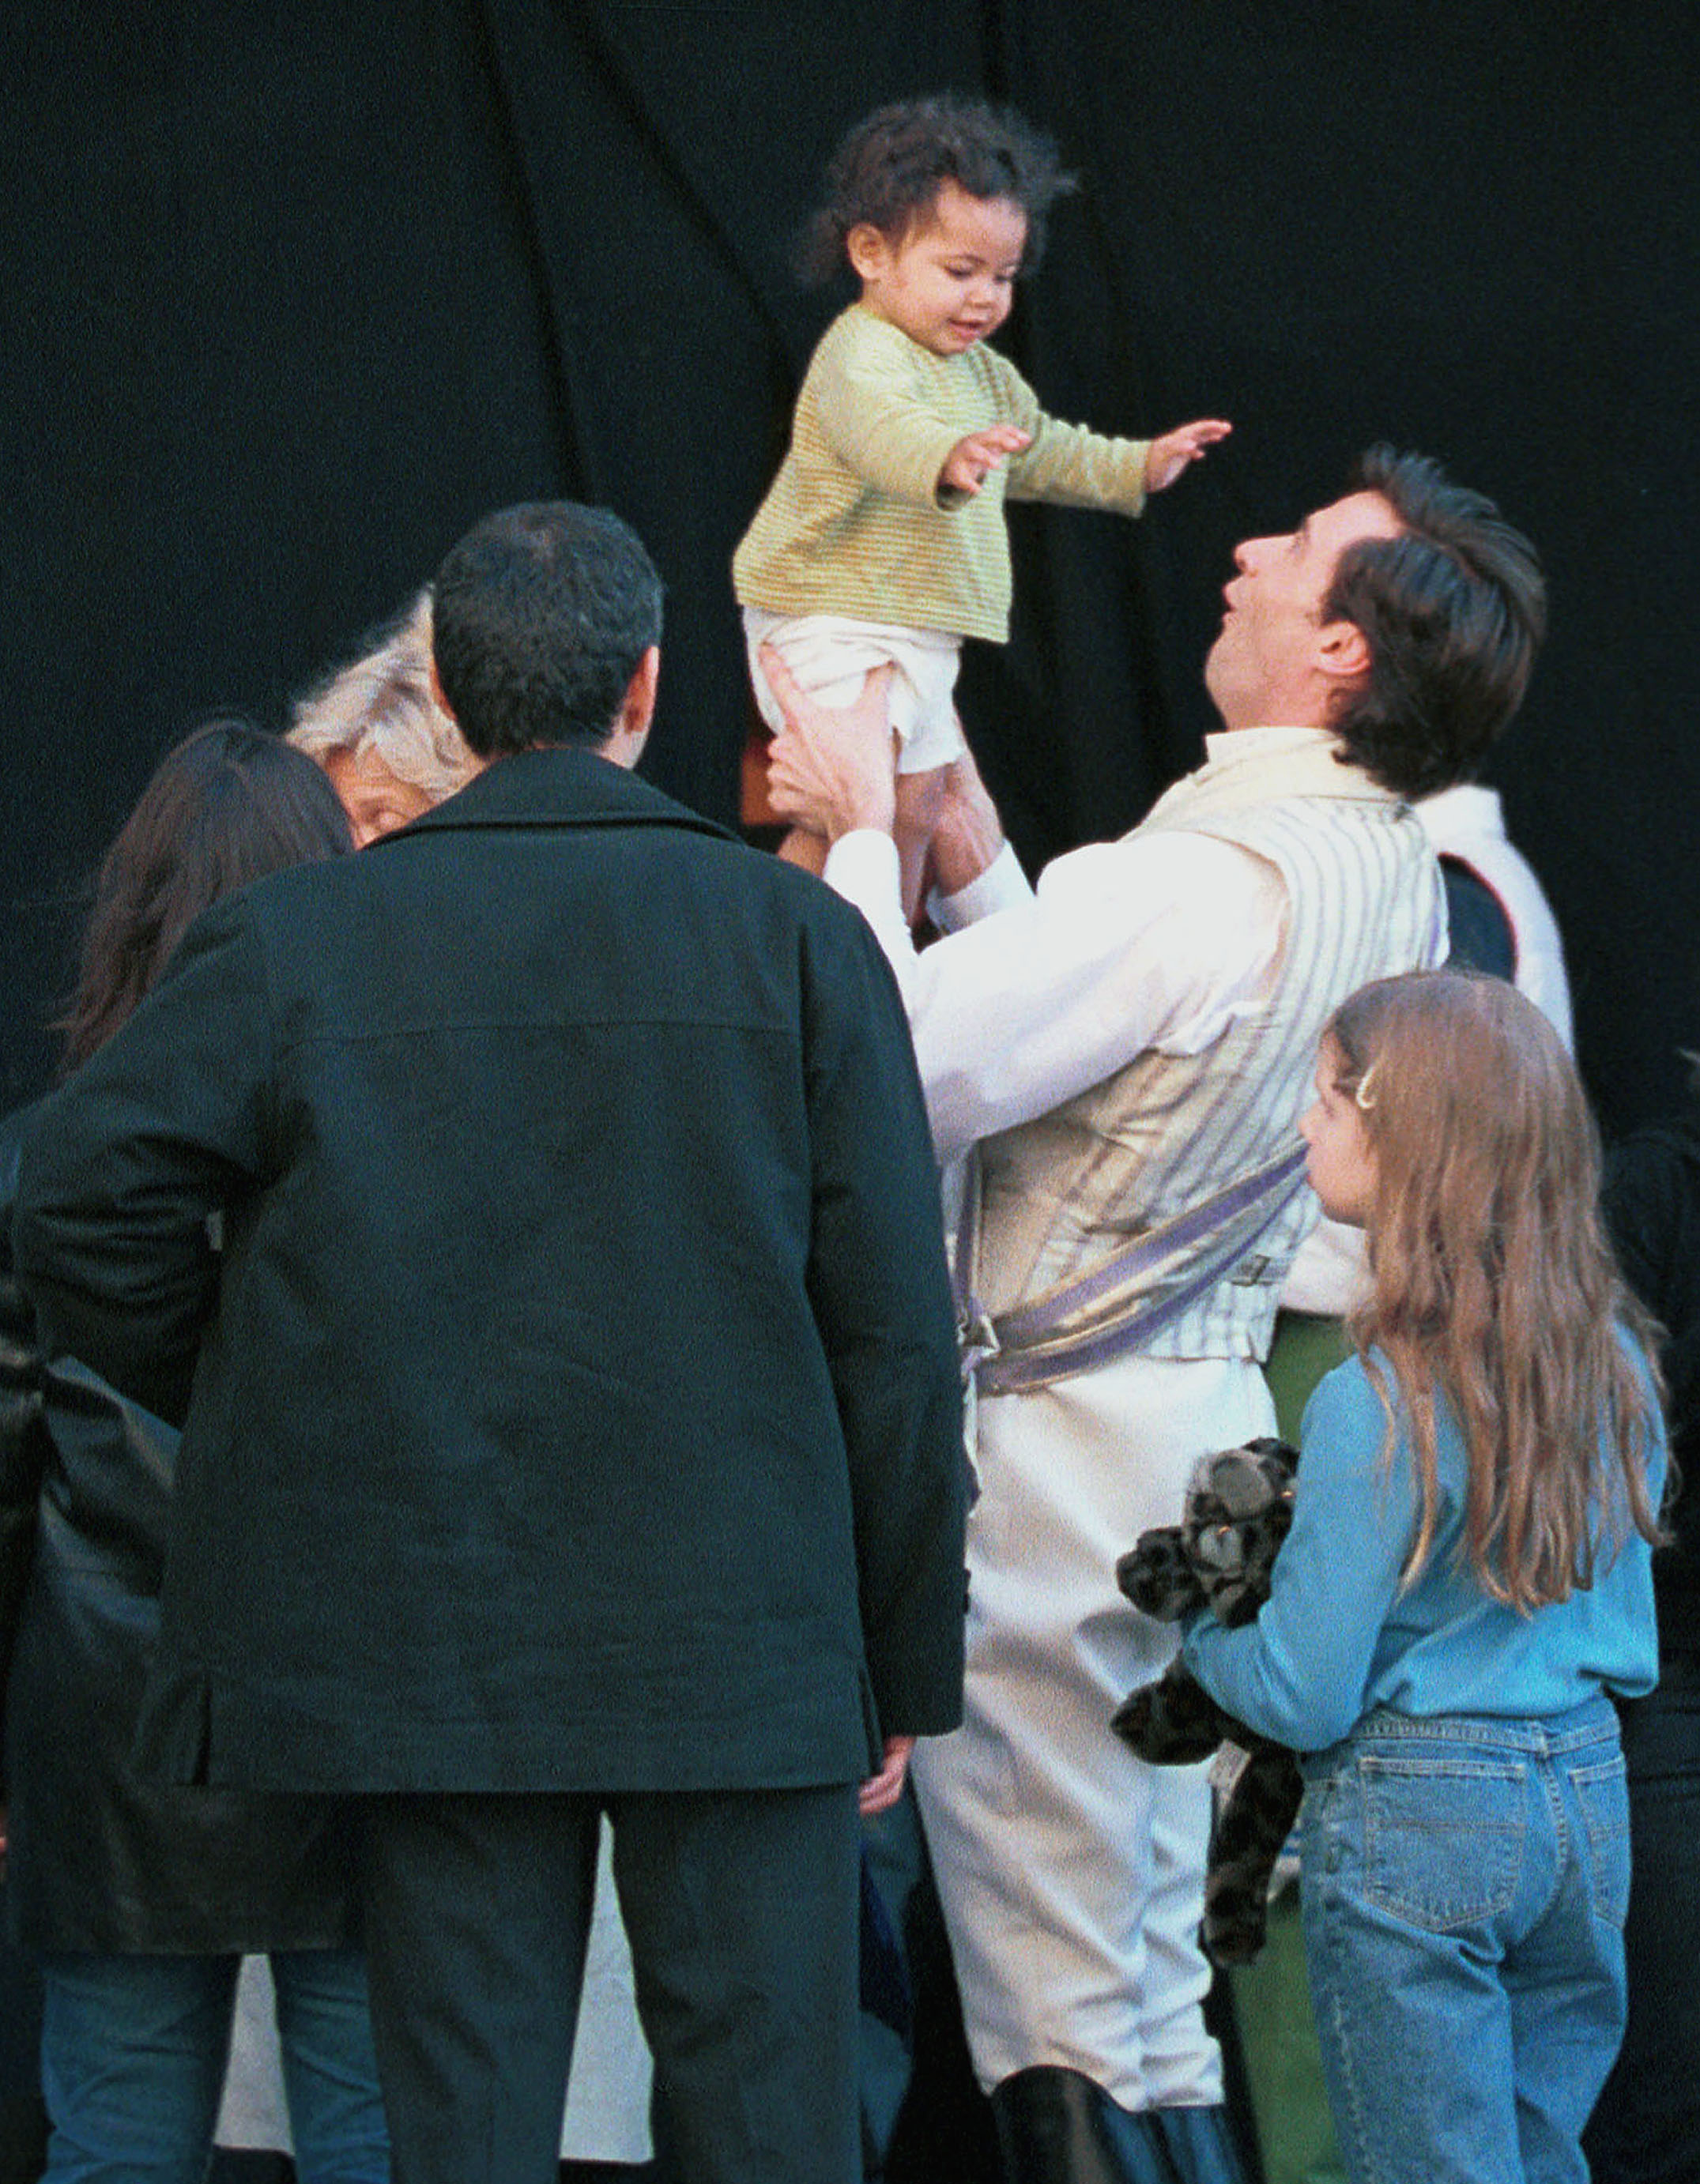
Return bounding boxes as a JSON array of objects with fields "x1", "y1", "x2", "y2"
[{"x1": 1199, "y1": 724, "x2": 1340, "y2": 767}]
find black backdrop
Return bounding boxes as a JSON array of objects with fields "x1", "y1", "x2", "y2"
[{"x1": 4, "y1": 2, "x2": 1697, "y2": 1138}]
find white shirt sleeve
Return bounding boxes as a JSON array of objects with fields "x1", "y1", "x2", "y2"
[
  {"x1": 821, "y1": 827, "x2": 1287, "y2": 1162},
  {"x1": 1279, "y1": 1210, "x2": 1371, "y2": 1317},
  {"x1": 929, "y1": 841, "x2": 1034, "y2": 931}
]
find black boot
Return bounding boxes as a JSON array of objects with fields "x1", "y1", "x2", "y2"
[
  {"x1": 1148, "y1": 2104, "x2": 1250, "y2": 2184},
  {"x1": 988, "y1": 2067, "x2": 1186, "y2": 2184}
]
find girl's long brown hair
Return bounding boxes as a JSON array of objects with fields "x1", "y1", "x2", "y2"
[{"x1": 1327, "y1": 970, "x2": 1664, "y2": 1610}]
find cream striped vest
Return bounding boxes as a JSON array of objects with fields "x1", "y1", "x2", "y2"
[{"x1": 971, "y1": 736, "x2": 1443, "y2": 1367}]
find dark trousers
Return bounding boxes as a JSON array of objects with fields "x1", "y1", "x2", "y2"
[
  {"x1": 1584, "y1": 1653, "x2": 1700, "y2": 2183},
  {"x1": 357, "y1": 1783, "x2": 862, "y2": 2184},
  {"x1": 0, "y1": 1877, "x2": 47, "y2": 2184}
]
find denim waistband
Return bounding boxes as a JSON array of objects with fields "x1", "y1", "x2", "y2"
[{"x1": 1302, "y1": 1695, "x2": 1620, "y2": 1776}]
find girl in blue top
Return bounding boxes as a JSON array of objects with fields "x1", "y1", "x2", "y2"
[{"x1": 1185, "y1": 969, "x2": 1666, "y2": 2184}]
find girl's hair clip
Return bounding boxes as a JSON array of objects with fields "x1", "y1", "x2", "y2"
[{"x1": 1352, "y1": 1064, "x2": 1378, "y2": 1113}]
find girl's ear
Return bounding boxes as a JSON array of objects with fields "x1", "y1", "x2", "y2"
[{"x1": 846, "y1": 223, "x2": 891, "y2": 283}]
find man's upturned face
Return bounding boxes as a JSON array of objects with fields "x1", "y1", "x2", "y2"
[{"x1": 1204, "y1": 490, "x2": 1404, "y2": 730}]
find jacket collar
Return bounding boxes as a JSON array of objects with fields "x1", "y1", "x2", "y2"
[{"x1": 371, "y1": 744, "x2": 734, "y2": 847}]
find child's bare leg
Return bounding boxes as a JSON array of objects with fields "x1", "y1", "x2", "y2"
[
  {"x1": 777, "y1": 827, "x2": 830, "y2": 876},
  {"x1": 894, "y1": 763, "x2": 948, "y2": 923}
]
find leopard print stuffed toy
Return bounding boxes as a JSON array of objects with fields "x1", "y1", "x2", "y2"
[{"x1": 1111, "y1": 1435, "x2": 1302, "y2": 1967}]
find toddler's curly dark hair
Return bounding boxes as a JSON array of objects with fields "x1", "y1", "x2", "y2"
[{"x1": 798, "y1": 94, "x2": 1076, "y2": 285}]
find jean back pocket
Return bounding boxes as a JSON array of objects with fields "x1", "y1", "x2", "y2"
[{"x1": 1360, "y1": 1753, "x2": 1525, "y2": 1933}]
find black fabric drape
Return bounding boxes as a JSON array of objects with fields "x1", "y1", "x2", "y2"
[{"x1": 4, "y1": 2, "x2": 1696, "y2": 1136}]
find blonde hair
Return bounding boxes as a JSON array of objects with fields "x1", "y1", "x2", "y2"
[
  {"x1": 288, "y1": 589, "x2": 480, "y2": 802},
  {"x1": 1325, "y1": 970, "x2": 1664, "y2": 1610}
]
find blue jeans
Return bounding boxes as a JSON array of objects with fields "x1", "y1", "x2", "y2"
[
  {"x1": 1299, "y1": 1701, "x2": 1630, "y2": 2184},
  {"x1": 40, "y1": 1947, "x2": 389, "y2": 2183}
]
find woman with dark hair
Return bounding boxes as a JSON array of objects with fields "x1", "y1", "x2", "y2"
[
  {"x1": 57, "y1": 718, "x2": 361, "y2": 1068},
  {"x1": 0, "y1": 721, "x2": 389, "y2": 2181},
  {"x1": 1585, "y1": 1066, "x2": 1700, "y2": 2184}
]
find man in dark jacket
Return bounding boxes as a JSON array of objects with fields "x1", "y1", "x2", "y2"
[{"x1": 12, "y1": 501, "x2": 968, "y2": 2184}]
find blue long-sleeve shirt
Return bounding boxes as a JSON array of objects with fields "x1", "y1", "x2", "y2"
[{"x1": 1183, "y1": 1347, "x2": 1664, "y2": 1753}]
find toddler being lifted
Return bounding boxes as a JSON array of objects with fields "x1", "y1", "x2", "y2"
[{"x1": 734, "y1": 94, "x2": 1230, "y2": 911}]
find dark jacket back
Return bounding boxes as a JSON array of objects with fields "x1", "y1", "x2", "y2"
[{"x1": 13, "y1": 751, "x2": 967, "y2": 1794}]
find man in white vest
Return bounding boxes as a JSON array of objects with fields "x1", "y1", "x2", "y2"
[{"x1": 763, "y1": 446, "x2": 1547, "y2": 2184}]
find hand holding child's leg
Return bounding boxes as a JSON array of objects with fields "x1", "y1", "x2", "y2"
[{"x1": 762, "y1": 650, "x2": 897, "y2": 842}]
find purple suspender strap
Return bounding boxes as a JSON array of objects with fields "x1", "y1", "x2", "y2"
[{"x1": 957, "y1": 1141, "x2": 1310, "y2": 1399}]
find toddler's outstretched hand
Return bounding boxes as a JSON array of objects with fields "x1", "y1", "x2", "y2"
[
  {"x1": 940, "y1": 424, "x2": 1033, "y2": 499},
  {"x1": 1144, "y1": 418, "x2": 1233, "y2": 492}
]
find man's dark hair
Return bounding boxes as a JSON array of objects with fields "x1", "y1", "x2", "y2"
[
  {"x1": 61, "y1": 720, "x2": 351, "y2": 1071},
  {"x1": 1325, "y1": 446, "x2": 1547, "y2": 799},
  {"x1": 799, "y1": 95, "x2": 1076, "y2": 285},
  {"x1": 431, "y1": 502, "x2": 664, "y2": 757}
]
